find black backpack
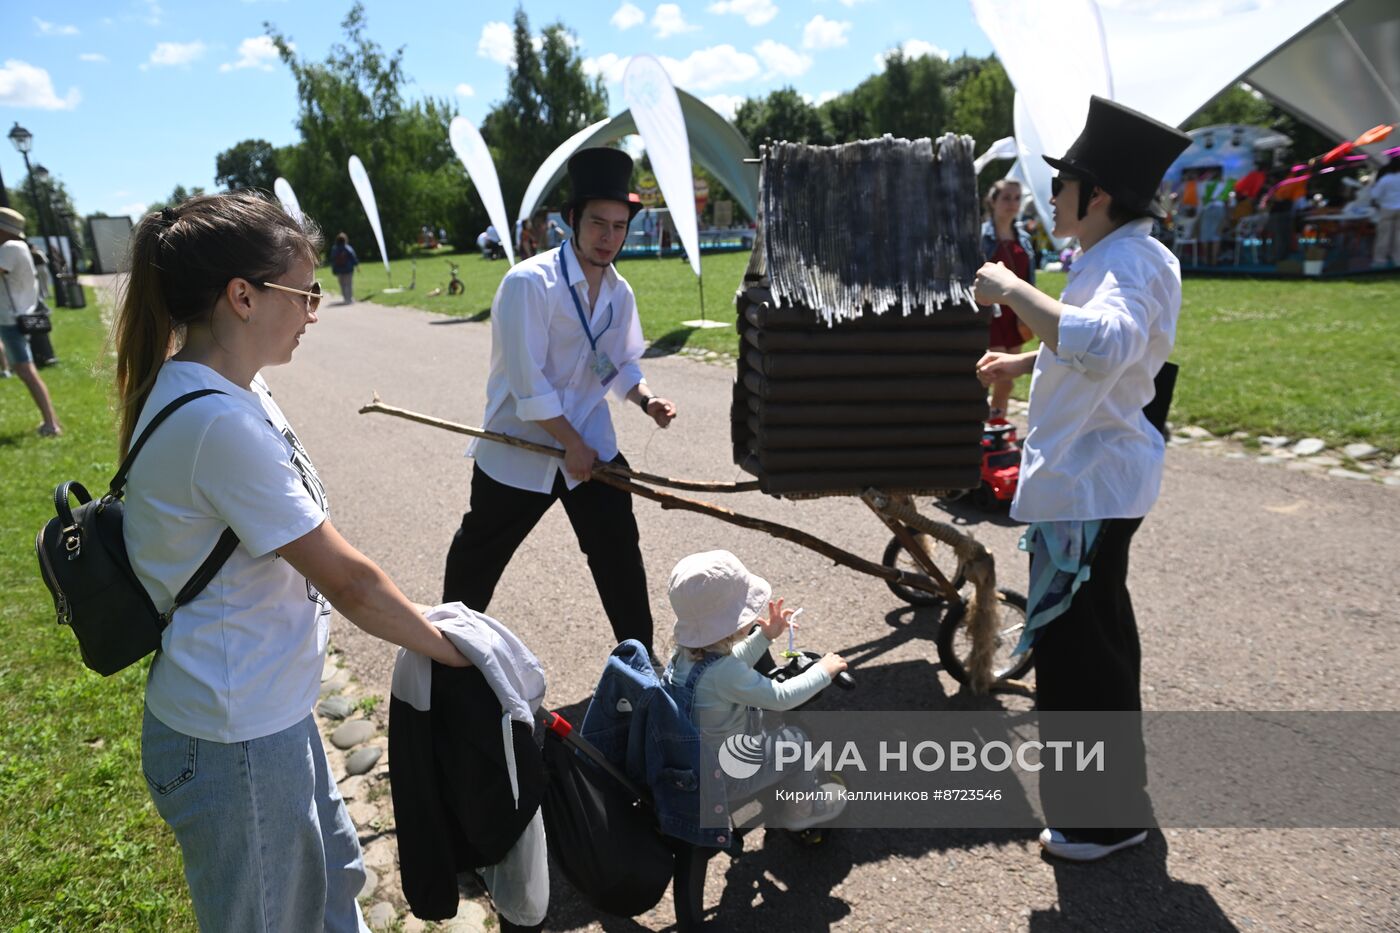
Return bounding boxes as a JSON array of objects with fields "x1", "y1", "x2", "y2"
[
  {"x1": 35, "y1": 390, "x2": 239, "y2": 676},
  {"x1": 539, "y1": 725, "x2": 674, "y2": 918}
]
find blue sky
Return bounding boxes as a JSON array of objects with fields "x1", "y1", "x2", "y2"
[{"x1": 0, "y1": 0, "x2": 994, "y2": 221}]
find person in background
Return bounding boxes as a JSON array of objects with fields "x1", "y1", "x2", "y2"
[
  {"x1": 0, "y1": 207, "x2": 62, "y2": 436},
  {"x1": 114, "y1": 191, "x2": 468, "y2": 931},
  {"x1": 26, "y1": 242, "x2": 59, "y2": 367},
  {"x1": 978, "y1": 178, "x2": 1036, "y2": 421},
  {"x1": 329, "y1": 232, "x2": 359, "y2": 305},
  {"x1": 1369, "y1": 158, "x2": 1400, "y2": 268}
]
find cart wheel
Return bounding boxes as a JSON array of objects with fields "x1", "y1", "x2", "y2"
[
  {"x1": 882, "y1": 534, "x2": 966, "y2": 607},
  {"x1": 936, "y1": 588, "x2": 1033, "y2": 685}
]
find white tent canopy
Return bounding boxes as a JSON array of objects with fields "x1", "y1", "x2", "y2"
[
  {"x1": 970, "y1": 0, "x2": 1399, "y2": 239},
  {"x1": 516, "y1": 88, "x2": 758, "y2": 225}
]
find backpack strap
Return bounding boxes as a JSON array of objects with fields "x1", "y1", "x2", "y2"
[
  {"x1": 109, "y1": 389, "x2": 230, "y2": 499},
  {"x1": 108, "y1": 387, "x2": 242, "y2": 629}
]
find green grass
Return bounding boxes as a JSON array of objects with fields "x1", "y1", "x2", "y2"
[
  {"x1": 1028, "y1": 271, "x2": 1400, "y2": 450},
  {"x1": 0, "y1": 290, "x2": 196, "y2": 929},
  {"x1": 323, "y1": 248, "x2": 752, "y2": 355}
]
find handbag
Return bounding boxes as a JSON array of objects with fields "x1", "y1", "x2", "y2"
[
  {"x1": 15, "y1": 310, "x2": 52, "y2": 335},
  {"x1": 35, "y1": 389, "x2": 240, "y2": 676}
]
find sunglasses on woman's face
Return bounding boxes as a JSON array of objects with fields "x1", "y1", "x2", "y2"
[{"x1": 261, "y1": 280, "x2": 323, "y2": 313}]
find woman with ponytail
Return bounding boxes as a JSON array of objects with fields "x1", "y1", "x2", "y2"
[{"x1": 115, "y1": 191, "x2": 467, "y2": 932}]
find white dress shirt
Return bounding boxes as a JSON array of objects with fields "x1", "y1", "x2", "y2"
[
  {"x1": 471, "y1": 242, "x2": 647, "y2": 493},
  {"x1": 1011, "y1": 218, "x2": 1181, "y2": 523}
]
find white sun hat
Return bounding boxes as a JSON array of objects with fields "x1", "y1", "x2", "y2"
[{"x1": 669, "y1": 550, "x2": 771, "y2": 649}]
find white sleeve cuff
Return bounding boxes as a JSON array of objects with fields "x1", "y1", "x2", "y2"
[
  {"x1": 1053, "y1": 305, "x2": 1100, "y2": 374},
  {"x1": 514, "y1": 391, "x2": 564, "y2": 422}
]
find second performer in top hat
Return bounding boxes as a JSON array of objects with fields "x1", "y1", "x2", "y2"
[{"x1": 971, "y1": 96, "x2": 1191, "y2": 863}]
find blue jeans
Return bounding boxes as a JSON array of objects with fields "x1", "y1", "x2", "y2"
[{"x1": 142, "y1": 707, "x2": 368, "y2": 932}]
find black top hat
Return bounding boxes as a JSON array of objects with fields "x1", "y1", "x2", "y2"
[
  {"x1": 567, "y1": 147, "x2": 641, "y2": 218},
  {"x1": 1043, "y1": 96, "x2": 1191, "y2": 219}
]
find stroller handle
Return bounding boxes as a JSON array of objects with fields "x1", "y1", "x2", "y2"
[{"x1": 538, "y1": 708, "x2": 650, "y2": 803}]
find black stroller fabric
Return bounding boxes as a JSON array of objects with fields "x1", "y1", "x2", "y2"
[{"x1": 539, "y1": 731, "x2": 673, "y2": 917}]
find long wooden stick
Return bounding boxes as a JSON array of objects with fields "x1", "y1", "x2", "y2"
[
  {"x1": 359, "y1": 398, "x2": 761, "y2": 493},
  {"x1": 359, "y1": 397, "x2": 943, "y2": 596}
]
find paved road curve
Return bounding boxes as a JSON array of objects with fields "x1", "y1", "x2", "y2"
[{"x1": 265, "y1": 296, "x2": 1399, "y2": 933}]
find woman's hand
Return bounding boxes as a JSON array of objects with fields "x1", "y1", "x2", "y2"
[
  {"x1": 757, "y1": 597, "x2": 794, "y2": 641},
  {"x1": 975, "y1": 350, "x2": 1035, "y2": 387},
  {"x1": 645, "y1": 397, "x2": 678, "y2": 428}
]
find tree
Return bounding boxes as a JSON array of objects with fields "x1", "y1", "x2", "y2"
[
  {"x1": 479, "y1": 9, "x2": 608, "y2": 221},
  {"x1": 1185, "y1": 83, "x2": 1332, "y2": 167},
  {"x1": 146, "y1": 184, "x2": 206, "y2": 215},
  {"x1": 819, "y1": 51, "x2": 950, "y2": 143},
  {"x1": 733, "y1": 88, "x2": 827, "y2": 154},
  {"x1": 267, "y1": 3, "x2": 477, "y2": 257},
  {"x1": 946, "y1": 56, "x2": 1015, "y2": 191},
  {"x1": 215, "y1": 139, "x2": 281, "y2": 192}
]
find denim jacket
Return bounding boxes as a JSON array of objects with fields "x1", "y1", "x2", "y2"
[
  {"x1": 579, "y1": 640, "x2": 733, "y2": 848},
  {"x1": 980, "y1": 220, "x2": 1037, "y2": 286}
]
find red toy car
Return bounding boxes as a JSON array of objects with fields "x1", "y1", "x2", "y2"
[{"x1": 975, "y1": 419, "x2": 1021, "y2": 508}]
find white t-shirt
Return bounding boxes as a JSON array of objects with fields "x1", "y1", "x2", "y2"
[
  {"x1": 1371, "y1": 173, "x2": 1400, "y2": 212},
  {"x1": 0, "y1": 240, "x2": 38, "y2": 326},
  {"x1": 125, "y1": 361, "x2": 330, "y2": 743}
]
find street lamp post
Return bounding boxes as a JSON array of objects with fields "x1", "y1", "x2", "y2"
[{"x1": 7, "y1": 122, "x2": 69, "y2": 307}]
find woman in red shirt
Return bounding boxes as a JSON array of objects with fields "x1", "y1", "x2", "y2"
[{"x1": 979, "y1": 179, "x2": 1035, "y2": 421}]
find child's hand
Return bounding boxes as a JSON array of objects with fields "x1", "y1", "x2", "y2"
[
  {"x1": 758, "y1": 597, "x2": 794, "y2": 641},
  {"x1": 818, "y1": 653, "x2": 847, "y2": 678}
]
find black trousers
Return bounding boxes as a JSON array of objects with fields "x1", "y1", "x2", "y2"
[
  {"x1": 442, "y1": 456, "x2": 654, "y2": 652},
  {"x1": 1032, "y1": 516, "x2": 1150, "y2": 844}
]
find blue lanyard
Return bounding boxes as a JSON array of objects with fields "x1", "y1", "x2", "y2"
[{"x1": 559, "y1": 241, "x2": 612, "y2": 351}]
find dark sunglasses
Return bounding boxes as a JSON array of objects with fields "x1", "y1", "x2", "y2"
[
  {"x1": 261, "y1": 280, "x2": 323, "y2": 313},
  {"x1": 1051, "y1": 175, "x2": 1079, "y2": 197}
]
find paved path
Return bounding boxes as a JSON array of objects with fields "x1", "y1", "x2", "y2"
[{"x1": 263, "y1": 295, "x2": 1398, "y2": 932}]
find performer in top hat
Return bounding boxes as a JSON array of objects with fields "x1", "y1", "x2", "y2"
[
  {"x1": 443, "y1": 147, "x2": 677, "y2": 653},
  {"x1": 972, "y1": 96, "x2": 1191, "y2": 862}
]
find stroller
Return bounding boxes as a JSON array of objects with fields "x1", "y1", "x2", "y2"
[{"x1": 537, "y1": 648, "x2": 853, "y2": 930}]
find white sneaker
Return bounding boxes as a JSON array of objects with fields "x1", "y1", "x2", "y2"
[
  {"x1": 780, "y1": 782, "x2": 847, "y2": 831},
  {"x1": 1038, "y1": 827, "x2": 1147, "y2": 862}
]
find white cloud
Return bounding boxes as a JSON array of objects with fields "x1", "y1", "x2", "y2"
[
  {"x1": 79, "y1": 53, "x2": 109, "y2": 63},
  {"x1": 652, "y1": 4, "x2": 699, "y2": 39},
  {"x1": 586, "y1": 45, "x2": 762, "y2": 92},
  {"x1": 583, "y1": 52, "x2": 630, "y2": 84},
  {"x1": 141, "y1": 0, "x2": 164, "y2": 26},
  {"x1": 610, "y1": 2, "x2": 645, "y2": 30},
  {"x1": 117, "y1": 201, "x2": 150, "y2": 220},
  {"x1": 702, "y1": 93, "x2": 746, "y2": 120},
  {"x1": 874, "y1": 39, "x2": 949, "y2": 69},
  {"x1": 707, "y1": 0, "x2": 779, "y2": 27},
  {"x1": 219, "y1": 36, "x2": 282, "y2": 73},
  {"x1": 142, "y1": 41, "x2": 206, "y2": 70},
  {"x1": 455, "y1": 83, "x2": 475, "y2": 97},
  {"x1": 0, "y1": 59, "x2": 81, "y2": 110},
  {"x1": 802, "y1": 15, "x2": 850, "y2": 50},
  {"x1": 477, "y1": 21, "x2": 515, "y2": 65},
  {"x1": 816, "y1": 90, "x2": 839, "y2": 106},
  {"x1": 755, "y1": 40, "x2": 811, "y2": 78},
  {"x1": 836, "y1": 0, "x2": 871, "y2": 6},
  {"x1": 661, "y1": 45, "x2": 760, "y2": 90},
  {"x1": 34, "y1": 17, "x2": 80, "y2": 37}
]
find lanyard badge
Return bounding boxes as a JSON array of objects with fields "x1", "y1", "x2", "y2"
[{"x1": 560, "y1": 242, "x2": 618, "y2": 386}]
